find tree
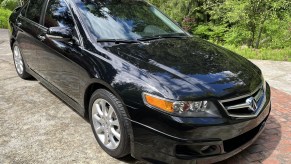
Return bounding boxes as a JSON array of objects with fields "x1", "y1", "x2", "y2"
[
  {"x1": 216, "y1": 0, "x2": 291, "y2": 48},
  {"x1": 149, "y1": 0, "x2": 291, "y2": 49},
  {"x1": 0, "y1": 0, "x2": 20, "y2": 11}
]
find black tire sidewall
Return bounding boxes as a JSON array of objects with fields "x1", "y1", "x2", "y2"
[{"x1": 89, "y1": 89, "x2": 130, "y2": 158}]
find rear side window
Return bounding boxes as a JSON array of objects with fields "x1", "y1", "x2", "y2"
[
  {"x1": 44, "y1": 0, "x2": 74, "y2": 28},
  {"x1": 26, "y1": 0, "x2": 45, "y2": 23}
]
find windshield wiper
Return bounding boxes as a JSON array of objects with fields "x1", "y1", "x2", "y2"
[
  {"x1": 97, "y1": 39, "x2": 140, "y2": 44},
  {"x1": 138, "y1": 33, "x2": 189, "y2": 41}
]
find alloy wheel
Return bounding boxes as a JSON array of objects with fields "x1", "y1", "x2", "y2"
[
  {"x1": 13, "y1": 46, "x2": 24, "y2": 75},
  {"x1": 91, "y1": 98, "x2": 121, "y2": 150}
]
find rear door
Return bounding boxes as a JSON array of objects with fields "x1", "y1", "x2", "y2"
[{"x1": 16, "y1": 0, "x2": 46, "y2": 72}]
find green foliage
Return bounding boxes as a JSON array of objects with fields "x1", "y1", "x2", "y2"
[
  {"x1": 262, "y1": 14, "x2": 291, "y2": 48},
  {"x1": 194, "y1": 23, "x2": 228, "y2": 43},
  {"x1": 0, "y1": 0, "x2": 20, "y2": 11},
  {"x1": 218, "y1": 0, "x2": 291, "y2": 48},
  {"x1": 0, "y1": 7, "x2": 12, "y2": 28},
  {"x1": 223, "y1": 45, "x2": 291, "y2": 61},
  {"x1": 148, "y1": 0, "x2": 291, "y2": 49}
]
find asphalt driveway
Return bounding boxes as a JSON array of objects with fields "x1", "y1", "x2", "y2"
[{"x1": 1, "y1": 29, "x2": 291, "y2": 163}]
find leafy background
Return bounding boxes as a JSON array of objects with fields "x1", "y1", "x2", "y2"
[
  {"x1": 0, "y1": 0, "x2": 21, "y2": 28},
  {"x1": 149, "y1": 0, "x2": 291, "y2": 61},
  {"x1": 0, "y1": 0, "x2": 290, "y2": 61}
]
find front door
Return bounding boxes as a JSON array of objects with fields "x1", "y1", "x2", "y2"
[{"x1": 36, "y1": 0, "x2": 83, "y2": 104}]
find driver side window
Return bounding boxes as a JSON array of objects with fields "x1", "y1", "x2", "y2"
[{"x1": 44, "y1": 0, "x2": 74, "y2": 29}]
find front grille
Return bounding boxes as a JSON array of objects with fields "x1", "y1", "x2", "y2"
[{"x1": 219, "y1": 85, "x2": 265, "y2": 118}]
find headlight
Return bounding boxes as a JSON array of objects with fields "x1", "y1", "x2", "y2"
[{"x1": 143, "y1": 93, "x2": 221, "y2": 117}]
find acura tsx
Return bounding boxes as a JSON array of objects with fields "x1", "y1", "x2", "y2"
[{"x1": 8, "y1": 0, "x2": 271, "y2": 163}]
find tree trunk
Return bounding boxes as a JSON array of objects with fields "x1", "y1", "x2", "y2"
[
  {"x1": 255, "y1": 15, "x2": 267, "y2": 49},
  {"x1": 249, "y1": 23, "x2": 256, "y2": 48},
  {"x1": 255, "y1": 26, "x2": 263, "y2": 49}
]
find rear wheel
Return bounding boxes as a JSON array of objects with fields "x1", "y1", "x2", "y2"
[
  {"x1": 12, "y1": 43, "x2": 32, "y2": 79},
  {"x1": 89, "y1": 89, "x2": 130, "y2": 158}
]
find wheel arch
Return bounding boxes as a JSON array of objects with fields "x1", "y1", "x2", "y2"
[
  {"x1": 84, "y1": 81, "x2": 134, "y2": 153},
  {"x1": 83, "y1": 80, "x2": 127, "y2": 120},
  {"x1": 10, "y1": 37, "x2": 16, "y2": 50}
]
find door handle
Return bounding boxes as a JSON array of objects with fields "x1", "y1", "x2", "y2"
[
  {"x1": 38, "y1": 34, "x2": 46, "y2": 41},
  {"x1": 16, "y1": 22, "x2": 22, "y2": 26}
]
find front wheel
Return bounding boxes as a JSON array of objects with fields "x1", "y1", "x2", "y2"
[{"x1": 89, "y1": 89, "x2": 130, "y2": 158}]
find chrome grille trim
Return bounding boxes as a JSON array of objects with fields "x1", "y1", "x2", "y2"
[
  {"x1": 226, "y1": 103, "x2": 252, "y2": 110},
  {"x1": 218, "y1": 84, "x2": 266, "y2": 118}
]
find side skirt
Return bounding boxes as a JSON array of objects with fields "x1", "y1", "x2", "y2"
[{"x1": 26, "y1": 67, "x2": 86, "y2": 118}]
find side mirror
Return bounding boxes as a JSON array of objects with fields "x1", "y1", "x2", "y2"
[{"x1": 46, "y1": 27, "x2": 72, "y2": 41}]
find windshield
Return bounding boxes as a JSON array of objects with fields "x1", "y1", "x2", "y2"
[{"x1": 75, "y1": 0, "x2": 187, "y2": 40}]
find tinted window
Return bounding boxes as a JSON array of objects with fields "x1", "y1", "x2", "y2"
[
  {"x1": 44, "y1": 0, "x2": 74, "y2": 28},
  {"x1": 75, "y1": 0, "x2": 185, "y2": 40},
  {"x1": 26, "y1": 0, "x2": 45, "y2": 23}
]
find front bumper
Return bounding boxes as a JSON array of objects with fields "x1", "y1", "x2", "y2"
[{"x1": 127, "y1": 86, "x2": 271, "y2": 163}]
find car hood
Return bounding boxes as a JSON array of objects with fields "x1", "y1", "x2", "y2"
[{"x1": 103, "y1": 37, "x2": 262, "y2": 100}]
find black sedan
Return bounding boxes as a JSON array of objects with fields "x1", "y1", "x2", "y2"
[{"x1": 8, "y1": 0, "x2": 271, "y2": 163}]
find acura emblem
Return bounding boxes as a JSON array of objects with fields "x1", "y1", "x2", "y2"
[{"x1": 246, "y1": 97, "x2": 257, "y2": 112}]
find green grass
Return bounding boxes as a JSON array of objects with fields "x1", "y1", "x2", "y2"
[{"x1": 222, "y1": 45, "x2": 291, "y2": 62}]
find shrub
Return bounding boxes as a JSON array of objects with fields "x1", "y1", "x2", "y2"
[
  {"x1": 0, "y1": 0, "x2": 20, "y2": 11},
  {"x1": 0, "y1": 8, "x2": 12, "y2": 29}
]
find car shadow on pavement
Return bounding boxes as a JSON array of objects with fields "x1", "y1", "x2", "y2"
[
  {"x1": 119, "y1": 155, "x2": 141, "y2": 163},
  {"x1": 26, "y1": 76, "x2": 37, "y2": 81},
  {"x1": 39, "y1": 82, "x2": 90, "y2": 122},
  {"x1": 39, "y1": 82, "x2": 145, "y2": 163},
  {"x1": 218, "y1": 114, "x2": 282, "y2": 163}
]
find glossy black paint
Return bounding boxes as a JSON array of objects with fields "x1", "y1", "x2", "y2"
[
  {"x1": 9, "y1": 0, "x2": 271, "y2": 163},
  {"x1": 130, "y1": 84, "x2": 271, "y2": 163},
  {"x1": 104, "y1": 37, "x2": 262, "y2": 100}
]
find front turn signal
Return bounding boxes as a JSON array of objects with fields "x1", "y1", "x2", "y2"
[{"x1": 143, "y1": 93, "x2": 174, "y2": 113}]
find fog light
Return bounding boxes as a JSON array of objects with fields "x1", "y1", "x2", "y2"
[
  {"x1": 200, "y1": 145, "x2": 218, "y2": 154},
  {"x1": 200, "y1": 145, "x2": 210, "y2": 151},
  {"x1": 176, "y1": 144, "x2": 221, "y2": 157}
]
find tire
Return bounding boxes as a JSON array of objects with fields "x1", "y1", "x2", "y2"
[
  {"x1": 89, "y1": 89, "x2": 130, "y2": 158},
  {"x1": 12, "y1": 42, "x2": 32, "y2": 79}
]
